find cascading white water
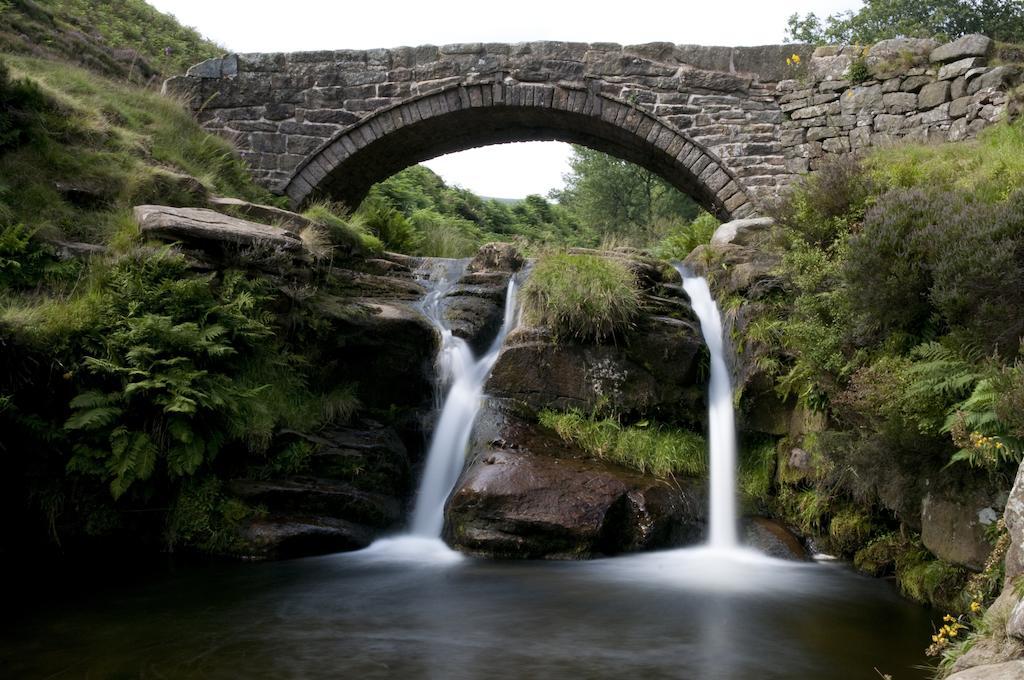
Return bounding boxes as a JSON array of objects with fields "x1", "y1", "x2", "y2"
[
  {"x1": 409, "y1": 261, "x2": 520, "y2": 537},
  {"x1": 672, "y1": 263, "x2": 739, "y2": 549}
]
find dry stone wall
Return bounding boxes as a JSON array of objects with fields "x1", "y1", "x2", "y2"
[{"x1": 165, "y1": 35, "x2": 1019, "y2": 216}]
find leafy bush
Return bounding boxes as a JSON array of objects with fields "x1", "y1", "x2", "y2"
[
  {"x1": 653, "y1": 210, "x2": 719, "y2": 261},
  {"x1": 63, "y1": 251, "x2": 275, "y2": 498},
  {"x1": 539, "y1": 409, "x2": 706, "y2": 478},
  {"x1": 357, "y1": 198, "x2": 420, "y2": 253},
  {"x1": 771, "y1": 154, "x2": 872, "y2": 249},
  {"x1": 302, "y1": 201, "x2": 383, "y2": 255},
  {"x1": 522, "y1": 252, "x2": 640, "y2": 342},
  {"x1": 846, "y1": 188, "x2": 1024, "y2": 353}
]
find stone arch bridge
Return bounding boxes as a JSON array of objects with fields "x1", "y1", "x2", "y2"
[{"x1": 166, "y1": 36, "x2": 1017, "y2": 220}]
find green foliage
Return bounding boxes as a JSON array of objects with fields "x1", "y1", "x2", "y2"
[
  {"x1": 0, "y1": 222, "x2": 55, "y2": 289},
  {"x1": 739, "y1": 437, "x2": 777, "y2": 506},
  {"x1": 847, "y1": 56, "x2": 872, "y2": 84},
  {"x1": 46, "y1": 0, "x2": 222, "y2": 76},
  {"x1": 0, "y1": 57, "x2": 50, "y2": 151},
  {"x1": 63, "y1": 253, "x2": 274, "y2": 498},
  {"x1": 828, "y1": 507, "x2": 876, "y2": 554},
  {"x1": 362, "y1": 165, "x2": 586, "y2": 254},
  {"x1": 653, "y1": 211, "x2": 720, "y2": 261},
  {"x1": 302, "y1": 201, "x2": 383, "y2": 255},
  {"x1": 551, "y1": 145, "x2": 699, "y2": 244},
  {"x1": 539, "y1": 409, "x2": 707, "y2": 478},
  {"x1": 869, "y1": 118, "x2": 1024, "y2": 204},
  {"x1": 165, "y1": 477, "x2": 256, "y2": 553},
  {"x1": 0, "y1": 55, "x2": 273, "y2": 245},
  {"x1": 785, "y1": 1, "x2": 1024, "y2": 44},
  {"x1": 522, "y1": 252, "x2": 641, "y2": 342},
  {"x1": 846, "y1": 187, "x2": 1024, "y2": 353},
  {"x1": 357, "y1": 197, "x2": 420, "y2": 253}
]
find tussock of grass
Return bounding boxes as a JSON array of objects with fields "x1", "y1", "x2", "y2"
[
  {"x1": 302, "y1": 201, "x2": 383, "y2": 255},
  {"x1": 539, "y1": 409, "x2": 706, "y2": 478},
  {"x1": 522, "y1": 252, "x2": 640, "y2": 342},
  {"x1": 653, "y1": 210, "x2": 720, "y2": 261}
]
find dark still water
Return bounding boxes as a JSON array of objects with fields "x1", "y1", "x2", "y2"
[{"x1": 2, "y1": 538, "x2": 935, "y2": 679}]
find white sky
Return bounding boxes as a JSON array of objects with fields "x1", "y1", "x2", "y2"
[{"x1": 150, "y1": 0, "x2": 856, "y2": 198}]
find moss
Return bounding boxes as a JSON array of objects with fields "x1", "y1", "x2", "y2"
[
  {"x1": 539, "y1": 409, "x2": 706, "y2": 478},
  {"x1": 828, "y1": 507, "x2": 875, "y2": 555},
  {"x1": 898, "y1": 558, "x2": 969, "y2": 610},
  {"x1": 165, "y1": 477, "x2": 259, "y2": 554},
  {"x1": 523, "y1": 252, "x2": 641, "y2": 343},
  {"x1": 854, "y1": 531, "x2": 905, "y2": 577},
  {"x1": 738, "y1": 436, "x2": 777, "y2": 509}
]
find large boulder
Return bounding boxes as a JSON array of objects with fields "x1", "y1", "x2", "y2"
[
  {"x1": 743, "y1": 517, "x2": 809, "y2": 560},
  {"x1": 921, "y1": 482, "x2": 1002, "y2": 571},
  {"x1": 207, "y1": 196, "x2": 313, "y2": 234},
  {"x1": 710, "y1": 217, "x2": 776, "y2": 248},
  {"x1": 931, "y1": 34, "x2": 993, "y2": 63},
  {"x1": 1006, "y1": 461, "x2": 1024, "y2": 580},
  {"x1": 444, "y1": 402, "x2": 706, "y2": 558}
]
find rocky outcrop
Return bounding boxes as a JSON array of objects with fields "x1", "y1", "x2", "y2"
[
  {"x1": 488, "y1": 274, "x2": 706, "y2": 422},
  {"x1": 440, "y1": 244, "x2": 525, "y2": 354},
  {"x1": 444, "y1": 401, "x2": 706, "y2": 558},
  {"x1": 207, "y1": 196, "x2": 313, "y2": 233},
  {"x1": 231, "y1": 422, "x2": 412, "y2": 559},
  {"x1": 947, "y1": 660, "x2": 1024, "y2": 680}
]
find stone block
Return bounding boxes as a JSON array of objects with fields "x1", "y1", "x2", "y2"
[
  {"x1": 874, "y1": 114, "x2": 906, "y2": 133},
  {"x1": 949, "y1": 96, "x2": 972, "y2": 119},
  {"x1": 900, "y1": 75, "x2": 933, "y2": 92},
  {"x1": 918, "y1": 80, "x2": 951, "y2": 108},
  {"x1": 930, "y1": 34, "x2": 992, "y2": 63},
  {"x1": 939, "y1": 57, "x2": 985, "y2": 81},
  {"x1": 821, "y1": 136, "x2": 850, "y2": 153},
  {"x1": 883, "y1": 91, "x2": 917, "y2": 113}
]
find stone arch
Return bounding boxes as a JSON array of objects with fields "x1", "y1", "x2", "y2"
[{"x1": 282, "y1": 82, "x2": 757, "y2": 220}]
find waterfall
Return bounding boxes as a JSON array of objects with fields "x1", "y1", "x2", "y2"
[
  {"x1": 409, "y1": 260, "x2": 521, "y2": 537},
  {"x1": 672, "y1": 263, "x2": 739, "y2": 549}
]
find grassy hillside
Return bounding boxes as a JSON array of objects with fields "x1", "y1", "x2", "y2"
[{"x1": 0, "y1": 0, "x2": 221, "y2": 80}]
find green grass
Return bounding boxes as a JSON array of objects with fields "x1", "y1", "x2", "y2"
[
  {"x1": 868, "y1": 118, "x2": 1024, "y2": 204},
  {"x1": 302, "y1": 201, "x2": 384, "y2": 255},
  {"x1": 2, "y1": 0, "x2": 221, "y2": 78},
  {"x1": 738, "y1": 437, "x2": 777, "y2": 506},
  {"x1": 522, "y1": 252, "x2": 641, "y2": 342},
  {"x1": 539, "y1": 409, "x2": 706, "y2": 478},
  {"x1": 0, "y1": 54, "x2": 273, "y2": 246}
]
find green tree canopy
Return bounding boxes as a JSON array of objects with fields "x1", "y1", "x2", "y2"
[
  {"x1": 785, "y1": 0, "x2": 1024, "y2": 44},
  {"x1": 550, "y1": 146, "x2": 698, "y2": 243}
]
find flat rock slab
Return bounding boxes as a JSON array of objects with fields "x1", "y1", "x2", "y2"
[
  {"x1": 207, "y1": 196, "x2": 312, "y2": 233},
  {"x1": 134, "y1": 205, "x2": 303, "y2": 251}
]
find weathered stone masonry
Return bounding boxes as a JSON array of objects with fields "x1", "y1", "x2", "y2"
[{"x1": 165, "y1": 34, "x2": 1019, "y2": 219}]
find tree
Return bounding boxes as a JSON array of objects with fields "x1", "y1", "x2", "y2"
[
  {"x1": 785, "y1": 0, "x2": 1024, "y2": 44},
  {"x1": 550, "y1": 146, "x2": 698, "y2": 244}
]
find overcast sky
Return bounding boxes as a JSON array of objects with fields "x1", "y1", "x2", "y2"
[{"x1": 149, "y1": 0, "x2": 856, "y2": 198}]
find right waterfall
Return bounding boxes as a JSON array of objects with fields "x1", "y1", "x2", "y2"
[{"x1": 672, "y1": 263, "x2": 739, "y2": 549}]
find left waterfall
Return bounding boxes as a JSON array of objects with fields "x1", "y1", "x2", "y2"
[{"x1": 409, "y1": 259, "x2": 521, "y2": 537}]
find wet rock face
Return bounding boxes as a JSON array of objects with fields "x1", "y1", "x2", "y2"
[
  {"x1": 743, "y1": 517, "x2": 809, "y2": 561},
  {"x1": 444, "y1": 403, "x2": 706, "y2": 559},
  {"x1": 442, "y1": 244, "x2": 524, "y2": 354},
  {"x1": 487, "y1": 301, "x2": 706, "y2": 423},
  {"x1": 231, "y1": 422, "x2": 412, "y2": 560}
]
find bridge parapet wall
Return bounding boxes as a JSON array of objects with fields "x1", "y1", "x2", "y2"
[{"x1": 165, "y1": 35, "x2": 1019, "y2": 212}]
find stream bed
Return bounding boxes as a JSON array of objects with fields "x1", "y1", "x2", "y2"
[{"x1": 3, "y1": 539, "x2": 936, "y2": 679}]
